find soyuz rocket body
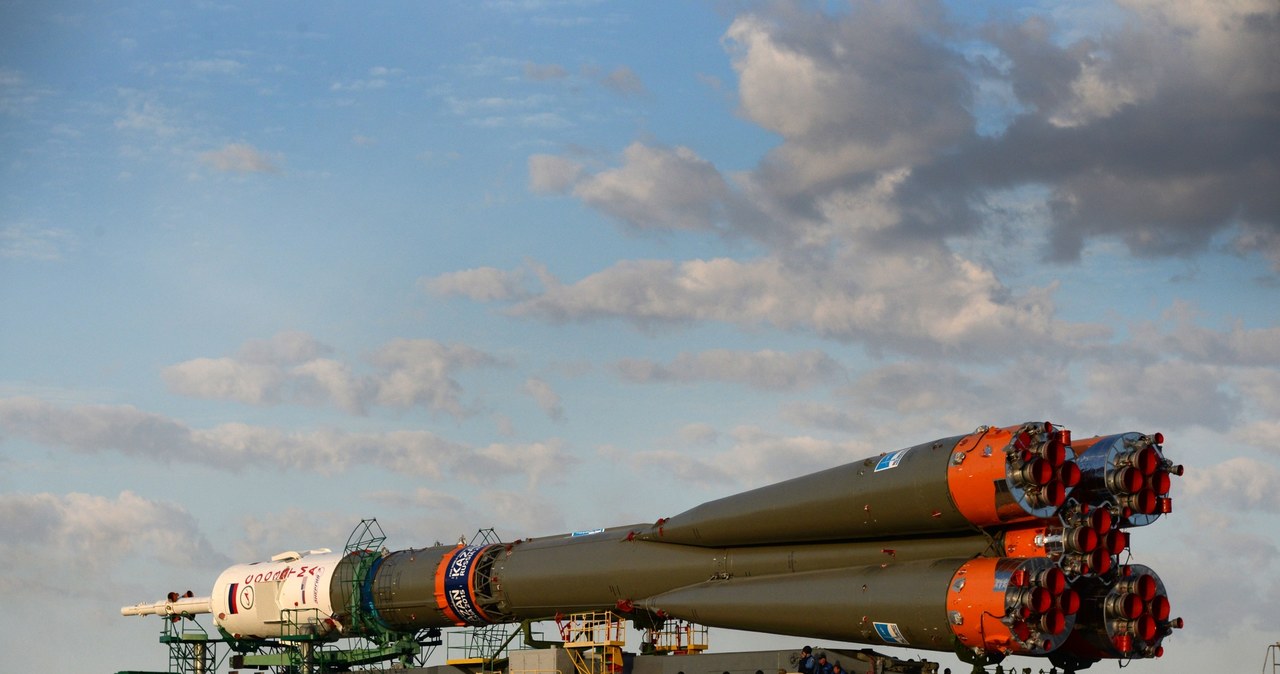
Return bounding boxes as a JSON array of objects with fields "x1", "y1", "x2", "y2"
[{"x1": 123, "y1": 422, "x2": 1182, "y2": 671}]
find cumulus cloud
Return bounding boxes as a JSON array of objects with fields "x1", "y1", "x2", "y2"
[
  {"x1": 511, "y1": 0, "x2": 1278, "y2": 283},
  {"x1": 725, "y1": 2, "x2": 973, "y2": 203},
  {"x1": 199, "y1": 142, "x2": 280, "y2": 174},
  {"x1": 572, "y1": 143, "x2": 732, "y2": 232},
  {"x1": 163, "y1": 332, "x2": 503, "y2": 417},
  {"x1": 961, "y1": 0, "x2": 1279, "y2": 261},
  {"x1": 616, "y1": 349, "x2": 845, "y2": 391}
]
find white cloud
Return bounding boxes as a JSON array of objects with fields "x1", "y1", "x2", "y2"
[{"x1": 199, "y1": 142, "x2": 280, "y2": 173}]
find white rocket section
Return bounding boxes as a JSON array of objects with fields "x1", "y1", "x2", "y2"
[
  {"x1": 121, "y1": 595, "x2": 213, "y2": 617},
  {"x1": 209, "y1": 549, "x2": 346, "y2": 639}
]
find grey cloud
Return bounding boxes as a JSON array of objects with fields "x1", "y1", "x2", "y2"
[
  {"x1": 1132, "y1": 302, "x2": 1280, "y2": 367},
  {"x1": 628, "y1": 449, "x2": 735, "y2": 488},
  {"x1": 528, "y1": 154, "x2": 583, "y2": 195},
  {"x1": 163, "y1": 333, "x2": 503, "y2": 418},
  {"x1": 365, "y1": 487, "x2": 467, "y2": 513},
  {"x1": 1165, "y1": 512, "x2": 1280, "y2": 635},
  {"x1": 0, "y1": 397, "x2": 572, "y2": 490},
  {"x1": 1232, "y1": 420, "x2": 1280, "y2": 456},
  {"x1": 727, "y1": 0, "x2": 1278, "y2": 262},
  {"x1": 483, "y1": 489, "x2": 566, "y2": 538},
  {"x1": 616, "y1": 349, "x2": 845, "y2": 391},
  {"x1": 523, "y1": 61, "x2": 568, "y2": 81},
  {"x1": 423, "y1": 266, "x2": 538, "y2": 302},
  {"x1": 725, "y1": 1, "x2": 973, "y2": 206},
  {"x1": 934, "y1": 1, "x2": 1280, "y2": 262},
  {"x1": 0, "y1": 491, "x2": 226, "y2": 578},
  {"x1": 0, "y1": 397, "x2": 193, "y2": 456},
  {"x1": 1079, "y1": 360, "x2": 1240, "y2": 432},
  {"x1": 1182, "y1": 457, "x2": 1280, "y2": 512},
  {"x1": 0, "y1": 397, "x2": 511, "y2": 481},
  {"x1": 572, "y1": 143, "x2": 731, "y2": 232},
  {"x1": 237, "y1": 331, "x2": 331, "y2": 364},
  {"x1": 599, "y1": 66, "x2": 646, "y2": 96},
  {"x1": 678, "y1": 423, "x2": 719, "y2": 446},
  {"x1": 233, "y1": 508, "x2": 361, "y2": 562},
  {"x1": 627, "y1": 425, "x2": 873, "y2": 489},
  {"x1": 504, "y1": 254, "x2": 1105, "y2": 360},
  {"x1": 780, "y1": 402, "x2": 870, "y2": 435},
  {"x1": 163, "y1": 357, "x2": 288, "y2": 406},
  {"x1": 455, "y1": 440, "x2": 575, "y2": 489},
  {"x1": 523, "y1": 377, "x2": 564, "y2": 422},
  {"x1": 369, "y1": 339, "x2": 504, "y2": 417},
  {"x1": 1232, "y1": 370, "x2": 1280, "y2": 417}
]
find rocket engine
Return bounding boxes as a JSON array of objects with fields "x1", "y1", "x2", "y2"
[{"x1": 122, "y1": 421, "x2": 1182, "y2": 671}]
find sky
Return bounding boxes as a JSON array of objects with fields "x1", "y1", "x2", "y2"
[{"x1": 1, "y1": 0, "x2": 1278, "y2": 672}]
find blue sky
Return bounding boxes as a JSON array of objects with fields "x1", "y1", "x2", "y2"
[{"x1": 2, "y1": 1, "x2": 1278, "y2": 672}]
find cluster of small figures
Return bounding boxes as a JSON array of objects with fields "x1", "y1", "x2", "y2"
[{"x1": 796, "y1": 645, "x2": 847, "y2": 674}]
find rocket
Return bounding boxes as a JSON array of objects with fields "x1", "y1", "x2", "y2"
[{"x1": 122, "y1": 421, "x2": 1182, "y2": 672}]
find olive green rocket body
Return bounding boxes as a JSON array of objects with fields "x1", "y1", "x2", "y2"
[{"x1": 123, "y1": 422, "x2": 1182, "y2": 671}]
